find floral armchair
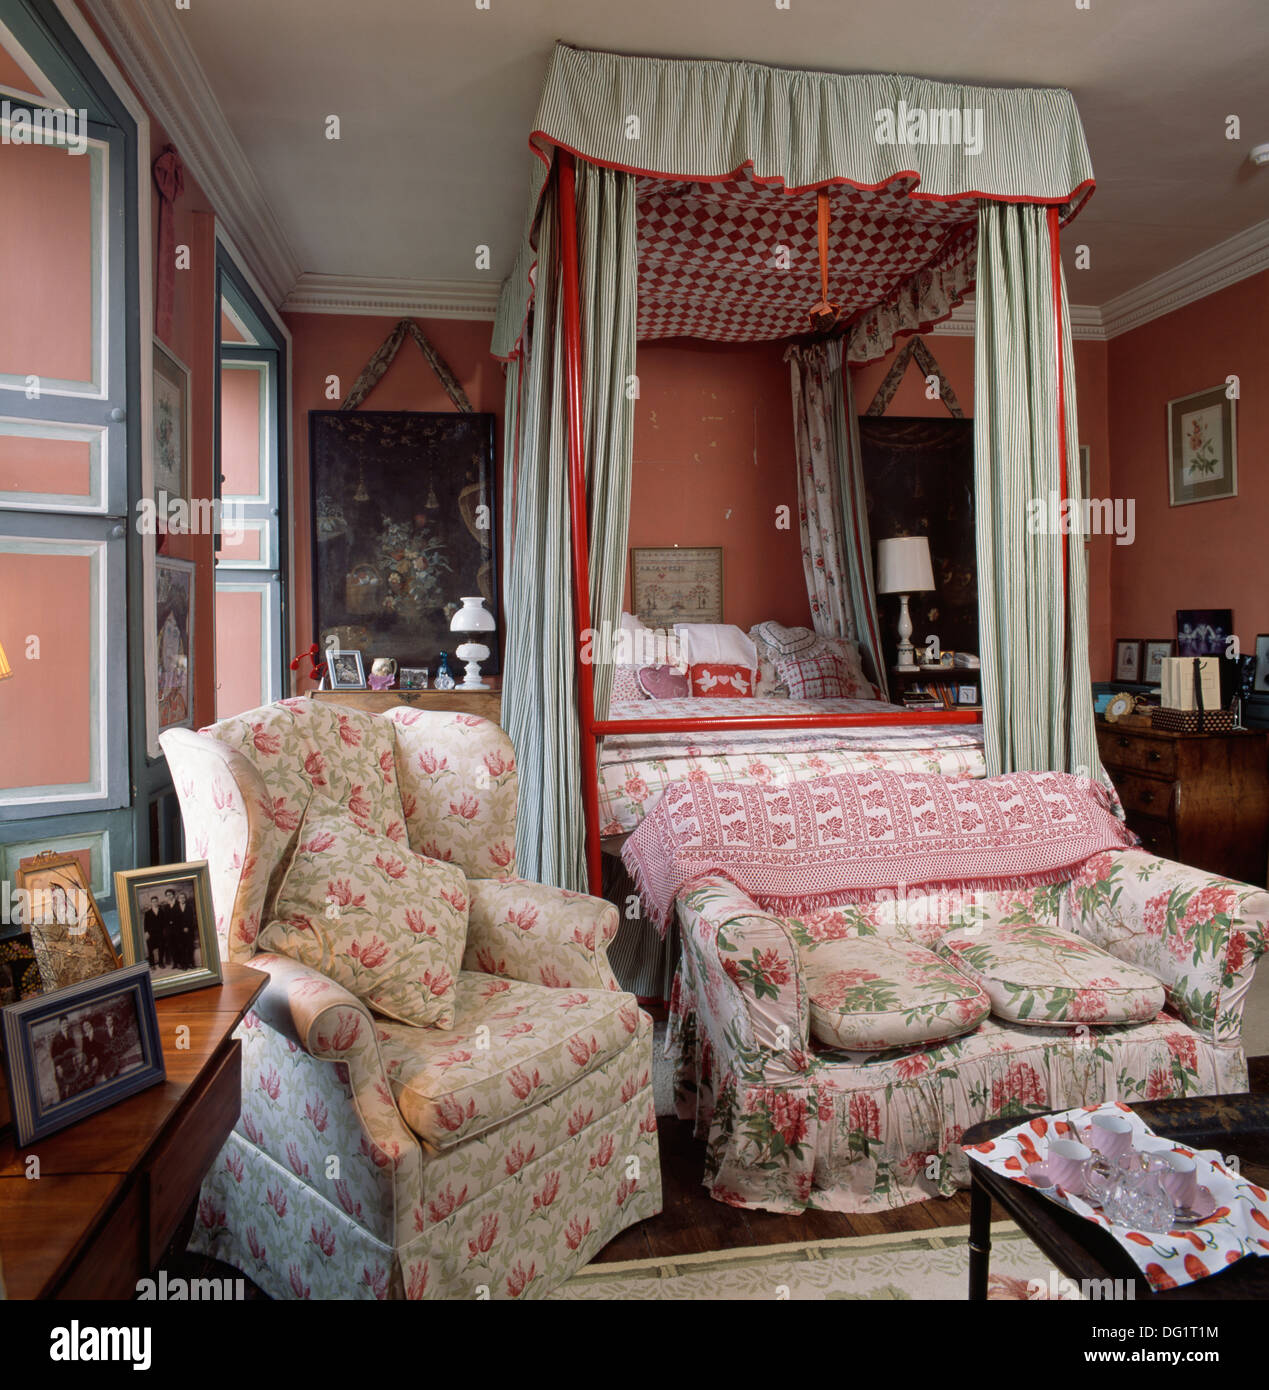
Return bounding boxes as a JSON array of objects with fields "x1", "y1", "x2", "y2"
[
  {"x1": 668, "y1": 850, "x2": 1267, "y2": 1215},
  {"x1": 160, "y1": 698, "x2": 660, "y2": 1299}
]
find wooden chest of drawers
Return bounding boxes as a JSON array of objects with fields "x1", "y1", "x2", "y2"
[{"x1": 1096, "y1": 718, "x2": 1269, "y2": 886}]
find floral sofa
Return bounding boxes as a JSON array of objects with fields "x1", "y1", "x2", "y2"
[
  {"x1": 161, "y1": 698, "x2": 660, "y2": 1299},
  {"x1": 669, "y1": 851, "x2": 1267, "y2": 1214}
]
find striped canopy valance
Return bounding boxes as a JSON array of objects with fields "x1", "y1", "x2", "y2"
[{"x1": 492, "y1": 43, "x2": 1095, "y2": 359}]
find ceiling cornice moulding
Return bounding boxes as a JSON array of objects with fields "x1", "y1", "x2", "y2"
[
  {"x1": 282, "y1": 274, "x2": 501, "y2": 320},
  {"x1": 1098, "y1": 218, "x2": 1269, "y2": 339},
  {"x1": 931, "y1": 300, "x2": 1106, "y2": 340},
  {"x1": 81, "y1": 0, "x2": 300, "y2": 307}
]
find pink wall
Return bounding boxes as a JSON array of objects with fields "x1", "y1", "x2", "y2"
[
  {"x1": 0, "y1": 552, "x2": 92, "y2": 788},
  {"x1": 1107, "y1": 271, "x2": 1269, "y2": 662},
  {"x1": 851, "y1": 331, "x2": 1113, "y2": 679},
  {"x1": 284, "y1": 313, "x2": 505, "y2": 688},
  {"x1": 627, "y1": 340, "x2": 810, "y2": 632}
]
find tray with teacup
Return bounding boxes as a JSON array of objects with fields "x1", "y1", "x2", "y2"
[
  {"x1": 1022, "y1": 1113, "x2": 1218, "y2": 1227},
  {"x1": 966, "y1": 1101, "x2": 1269, "y2": 1291}
]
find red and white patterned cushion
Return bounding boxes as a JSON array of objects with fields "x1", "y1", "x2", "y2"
[
  {"x1": 688, "y1": 663, "x2": 754, "y2": 698},
  {"x1": 637, "y1": 664, "x2": 690, "y2": 700},
  {"x1": 611, "y1": 665, "x2": 646, "y2": 702},
  {"x1": 776, "y1": 651, "x2": 852, "y2": 700}
]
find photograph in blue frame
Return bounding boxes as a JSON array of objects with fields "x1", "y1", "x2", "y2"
[{"x1": 1, "y1": 962, "x2": 165, "y2": 1146}]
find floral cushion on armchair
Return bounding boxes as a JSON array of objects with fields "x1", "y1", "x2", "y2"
[
  {"x1": 937, "y1": 921, "x2": 1165, "y2": 1027},
  {"x1": 798, "y1": 934, "x2": 989, "y2": 1050},
  {"x1": 259, "y1": 798, "x2": 469, "y2": 1027}
]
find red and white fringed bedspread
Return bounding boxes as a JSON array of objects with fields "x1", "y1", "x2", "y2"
[{"x1": 622, "y1": 769, "x2": 1138, "y2": 932}]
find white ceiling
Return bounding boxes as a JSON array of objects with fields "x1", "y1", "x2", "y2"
[{"x1": 177, "y1": 0, "x2": 1269, "y2": 307}]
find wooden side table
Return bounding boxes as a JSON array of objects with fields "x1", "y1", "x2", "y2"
[
  {"x1": 311, "y1": 683, "x2": 501, "y2": 726},
  {"x1": 1096, "y1": 716, "x2": 1269, "y2": 885},
  {"x1": 0, "y1": 962, "x2": 265, "y2": 1299}
]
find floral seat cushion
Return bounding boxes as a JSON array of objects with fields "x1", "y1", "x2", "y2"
[
  {"x1": 936, "y1": 921, "x2": 1165, "y2": 1027},
  {"x1": 377, "y1": 973, "x2": 644, "y2": 1149},
  {"x1": 798, "y1": 935, "x2": 990, "y2": 1051}
]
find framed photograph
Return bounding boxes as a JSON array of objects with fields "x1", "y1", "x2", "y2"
[
  {"x1": 1176, "y1": 609, "x2": 1232, "y2": 658},
  {"x1": 630, "y1": 546, "x2": 724, "y2": 627},
  {"x1": 15, "y1": 851, "x2": 119, "y2": 992},
  {"x1": 400, "y1": 666, "x2": 429, "y2": 690},
  {"x1": 956, "y1": 684, "x2": 979, "y2": 706},
  {"x1": 1142, "y1": 640, "x2": 1174, "y2": 685},
  {"x1": 114, "y1": 861, "x2": 221, "y2": 998},
  {"x1": 1168, "y1": 385, "x2": 1237, "y2": 507},
  {"x1": 0, "y1": 963, "x2": 164, "y2": 1146},
  {"x1": 310, "y1": 411, "x2": 498, "y2": 672},
  {"x1": 152, "y1": 340, "x2": 191, "y2": 512},
  {"x1": 1113, "y1": 639, "x2": 1143, "y2": 683},
  {"x1": 1254, "y1": 635, "x2": 1269, "y2": 695},
  {"x1": 155, "y1": 555, "x2": 195, "y2": 733},
  {"x1": 326, "y1": 649, "x2": 366, "y2": 690}
]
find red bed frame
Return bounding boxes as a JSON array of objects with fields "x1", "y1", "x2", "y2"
[{"x1": 553, "y1": 152, "x2": 1069, "y2": 895}]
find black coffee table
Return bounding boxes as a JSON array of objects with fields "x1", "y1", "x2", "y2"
[{"x1": 962, "y1": 1093, "x2": 1269, "y2": 1300}]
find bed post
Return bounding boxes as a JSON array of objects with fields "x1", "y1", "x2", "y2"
[
  {"x1": 557, "y1": 151, "x2": 604, "y2": 895},
  {"x1": 1048, "y1": 206, "x2": 1072, "y2": 768}
]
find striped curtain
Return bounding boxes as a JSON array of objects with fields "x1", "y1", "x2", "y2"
[
  {"x1": 973, "y1": 202, "x2": 1103, "y2": 781},
  {"x1": 577, "y1": 162, "x2": 638, "y2": 722},
  {"x1": 786, "y1": 340, "x2": 888, "y2": 696},
  {"x1": 499, "y1": 165, "x2": 637, "y2": 889}
]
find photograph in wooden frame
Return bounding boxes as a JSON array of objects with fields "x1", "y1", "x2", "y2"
[
  {"x1": 15, "y1": 851, "x2": 119, "y2": 993},
  {"x1": 0, "y1": 963, "x2": 164, "y2": 1146},
  {"x1": 114, "y1": 861, "x2": 222, "y2": 999},
  {"x1": 630, "y1": 546, "x2": 724, "y2": 627}
]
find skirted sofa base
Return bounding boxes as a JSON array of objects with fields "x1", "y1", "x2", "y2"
[{"x1": 667, "y1": 850, "x2": 1266, "y2": 1215}]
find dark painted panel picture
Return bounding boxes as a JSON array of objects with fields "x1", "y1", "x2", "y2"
[
  {"x1": 859, "y1": 417, "x2": 977, "y2": 669},
  {"x1": 310, "y1": 411, "x2": 498, "y2": 672}
]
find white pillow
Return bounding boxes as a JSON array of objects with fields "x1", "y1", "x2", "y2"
[{"x1": 673, "y1": 623, "x2": 757, "y2": 671}]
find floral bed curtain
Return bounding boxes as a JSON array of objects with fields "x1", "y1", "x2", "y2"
[
  {"x1": 973, "y1": 202, "x2": 1103, "y2": 781},
  {"x1": 786, "y1": 340, "x2": 888, "y2": 697}
]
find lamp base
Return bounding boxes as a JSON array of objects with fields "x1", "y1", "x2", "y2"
[
  {"x1": 894, "y1": 593, "x2": 917, "y2": 669},
  {"x1": 455, "y1": 640, "x2": 490, "y2": 691}
]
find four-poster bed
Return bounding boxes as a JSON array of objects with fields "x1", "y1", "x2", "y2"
[{"x1": 493, "y1": 43, "x2": 1104, "y2": 898}]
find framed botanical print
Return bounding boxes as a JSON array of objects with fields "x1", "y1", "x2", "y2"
[
  {"x1": 154, "y1": 556, "x2": 195, "y2": 735},
  {"x1": 152, "y1": 340, "x2": 191, "y2": 512},
  {"x1": 1168, "y1": 386, "x2": 1237, "y2": 507},
  {"x1": 630, "y1": 546, "x2": 724, "y2": 627}
]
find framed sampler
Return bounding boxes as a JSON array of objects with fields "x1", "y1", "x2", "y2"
[{"x1": 630, "y1": 547, "x2": 724, "y2": 628}]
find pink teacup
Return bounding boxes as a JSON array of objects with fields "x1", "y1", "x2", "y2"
[
  {"x1": 1084, "y1": 1113, "x2": 1135, "y2": 1165},
  {"x1": 1046, "y1": 1138, "x2": 1092, "y2": 1196},
  {"x1": 1157, "y1": 1151, "x2": 1200, "y2": 1210}
]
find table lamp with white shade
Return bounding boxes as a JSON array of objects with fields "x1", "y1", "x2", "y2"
[
  {"x1": 450, "y1": 596, "x2": 496, "y2": 690},
  {"x1": 876, "y1": 536, "x2": 935, "y2": 671}
]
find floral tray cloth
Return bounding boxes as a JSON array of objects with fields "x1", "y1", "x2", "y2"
[{"x1": 965, "y1": 1100, "x2": 1269, "y2": 1291}]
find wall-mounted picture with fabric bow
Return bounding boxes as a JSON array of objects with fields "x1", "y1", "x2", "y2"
[{"x1": 310, "y1": 411, "x2": 498, "y2": 672}]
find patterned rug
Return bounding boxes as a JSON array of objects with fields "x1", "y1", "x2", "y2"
[{"x1": 550, "y1": 1221, "x2": 1067, "y2": 1300}]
